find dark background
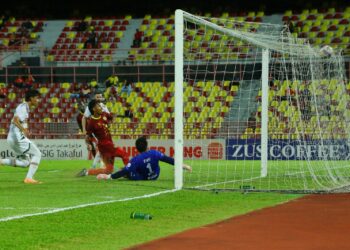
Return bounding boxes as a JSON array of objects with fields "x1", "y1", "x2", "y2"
[{"x1": 1, "y1": 0, "x2": 349, "y2": 19}]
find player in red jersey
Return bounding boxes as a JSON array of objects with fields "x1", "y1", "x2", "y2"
[
  {"x1": 76, "y1": 99, "x2": 97, "y2": 161},
  {"x1": 76, "y1": 99, "x2": 129, "y2": 176}
]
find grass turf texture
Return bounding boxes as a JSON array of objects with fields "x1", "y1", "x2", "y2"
[{"x1": 0, "y1": 160, "x2": 301, "y2": 249}]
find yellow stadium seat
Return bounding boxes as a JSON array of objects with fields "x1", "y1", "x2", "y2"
[
  {"x1": 66, "y1": 21, "x2": 74, "y2": 27},
  {"x1": 50, "y1": 97, "x2": 59, "y2": 105},
  {"x1": 30, "y1": 33, "x2": 38, "y2": 39},
  {"x1": 284, "y1": 10, "x2": 292, "y2": 16},
  {"x1": 105, "y1": 20, "x2": 113, "y2": 27},
  {"x1": 139, "y1": 25, "x2": 148, "y2": 31},
  {"x1": 51, "y1": 107, "x2": 60, "y2": 114},
  {"x1": 115, "y1": 31, "x2": 124, "y2": 38},
  {"x1": 43, "y1": 117, "x2": 51, "y2": 123},
  {"x1": 67, "y1": 32, "x2": 76, "y2": 39},
  {"x1": 101, "y1": 43, "x2": 110, "y2": 49},
  {"x1": 46, "y1": 55, "x2": 54, "y2": 61},
  {"x1": 39, "y1": 87, "x2": 48, "y2": 95},
  {"x1": 159, "y1": 116, "x2": 169, "y2": 123},
  {"x1": 104, "y1": 101, "x2": 113, "y2": 109},
  {"x1": 8, "y1": 92, "x2": 16, "y2": 101},
  {"x1": 158, "y1": 19, "x2": 167, "y2": 25},
  {"x1": 62, "y1": 92, "x2": 71, "y2": 99},
  {"x1": 8, "y1": 27, "x2": 17, "y2": 33},
  {"x1": 76, "y1": 43, "x2": 84, "y2": 49}
]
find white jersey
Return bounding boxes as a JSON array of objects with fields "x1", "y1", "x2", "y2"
[
  {"x1": 8, "y1": 102, "x2": 29, "y2": 135},
  {"x1": 7, "y1": 102, "x2": 38, "y2": 156},
  {"x1": 83, "y1": 102, "x2": 109, "y2": 118}
]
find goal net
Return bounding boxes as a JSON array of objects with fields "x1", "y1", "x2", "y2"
[{"x1": 174, "y1": 10, "x2": 350, "y2": 193}]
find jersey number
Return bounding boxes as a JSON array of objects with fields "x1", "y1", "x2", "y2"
[{"x1": 146, "y1": 163, "x2": 153, "y2": 176}]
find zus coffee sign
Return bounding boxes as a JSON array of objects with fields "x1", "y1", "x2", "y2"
[{"x1": 226, "y1": 139, "x2": 350, "y2": 160}]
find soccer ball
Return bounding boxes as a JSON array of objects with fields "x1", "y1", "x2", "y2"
[{"x1": 320, "y1": 45, "x2": 334, "y2": 57}]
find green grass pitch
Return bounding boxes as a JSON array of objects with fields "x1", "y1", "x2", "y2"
[{"x1": 0, "y1": 160, "x2": 301, "y2": 249}]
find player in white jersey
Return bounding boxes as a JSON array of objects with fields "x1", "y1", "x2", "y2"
[
  {"x1": 82, "y1": 92, "x2": 109, "y2": 169},
  {"x1": 0, "y1": 89, "x2": 42, "y2": 184}
]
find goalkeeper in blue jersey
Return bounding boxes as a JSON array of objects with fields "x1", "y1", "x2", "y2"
[{"x1": 97, "y1": 136, "x2": 192, "y2": 181}]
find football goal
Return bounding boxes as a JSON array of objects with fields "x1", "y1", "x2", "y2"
[{"x1": 174, "y1": 9, "x2": 350, "y2": 193}]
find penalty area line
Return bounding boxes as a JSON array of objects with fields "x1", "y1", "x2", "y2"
[{"x1": 0, "y1": 189, "x2": 178, "y2": 222}]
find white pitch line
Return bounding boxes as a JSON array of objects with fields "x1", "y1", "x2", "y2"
[
  {"x1": 0, "y1": 189, "x2": 178, "y2": 222},
  {"x1": 0, "y1": 207, "x2": 57, "y2": 210},
  {"x1": 192, "y1": 176, "x2": 263, "y2": 189}
]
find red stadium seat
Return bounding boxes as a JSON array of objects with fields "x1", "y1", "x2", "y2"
[
  {"x1": 317, "y1": 32, "x2": 325, "y2": 37},
  {"x1": 167, "y1": 19, "x2": 174, "y2": 24},
  {"x1": 331, "y1": 37, "x2": 341, "y2": 43},
  {"x1": 339, "y1": 19, "x2": 349, "y2": 25},
  {"x1": 327, "y1": 25, "x2": 337, "y2": 31},
  {"x1": 310, "y1": 26, "x2": 320, "y2": 32},
  {"x1": 334, "y1": 13, "x2": 343, "y2": 19},
  {"x1": 324, "y1": 13, "x2": 334, "y2": 19}
]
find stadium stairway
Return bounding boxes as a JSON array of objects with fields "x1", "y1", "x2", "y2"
[
  {"x1": 0, "y1": 51, "x2": 20, "y2": 67},
  {"x1": 113, "y1": 19, "x2": 143, "y2": 62},
  {"x1": 9, "y1": 57, "x2": 40, "y2": 67},
  {"x1": 40, "y1": 21, "x2": 67, "y2": 51},
  {"x1": 263, "y1": 14, "x2": 285, "y2": 26},
  {"x1": 226, "y1": 80, "x2": 260, "y2": 134},
  {"x1": 6, "y1": 20, "x2": 67, "y2": 67}
]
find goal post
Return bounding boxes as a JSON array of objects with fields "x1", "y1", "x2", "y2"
[
  {"x1": 261, "y1": 48, "x2": 269, "y2": 178},
  {"x1": 174, "y1": 9, "x2": 350, "y2": 193},
  {"x1": 174, "y1": 9, "x2": 184, "y2": 190}
]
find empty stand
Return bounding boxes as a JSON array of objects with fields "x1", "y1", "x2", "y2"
[
  {"x1": 283, "y1": 7, "x2": 350, "y2": 54},
  {"x1": 0, "y1": 18, "x2": 44, "y2": 51},
  {"x1": 252, "y1": 79, "x2": 350, "y2": 140},
  {"x1": 48, "y1": 17, "x2": 130, "y2": 62}
]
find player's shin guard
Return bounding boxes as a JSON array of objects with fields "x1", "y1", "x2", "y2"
[
  {"x1": 91, "y1": 152, "x2": 101, "y2": 169},
  {"x1": 115, "y1": 147, "x2": 129, "y2": 165}
]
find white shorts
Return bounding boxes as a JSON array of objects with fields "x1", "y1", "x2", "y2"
[{"x1": 7, "y1": 126, "x2": 41, "y2": 158}]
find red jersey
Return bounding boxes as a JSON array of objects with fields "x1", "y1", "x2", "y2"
[
  {"x1": 86, "y1": 112, "x2": 126, "y2": 160},
  {"x1": 86, "y1": 112, "x2": 113, "y2": 145}
]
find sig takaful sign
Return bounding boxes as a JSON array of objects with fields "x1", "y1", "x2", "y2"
[{"x1": 0, "y1": 139, "x2": 87, "y2": 160}]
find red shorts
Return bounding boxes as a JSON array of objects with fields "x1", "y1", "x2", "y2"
[{"x1": 98, "y1": 141, "x2": 116, "y2": 158}]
